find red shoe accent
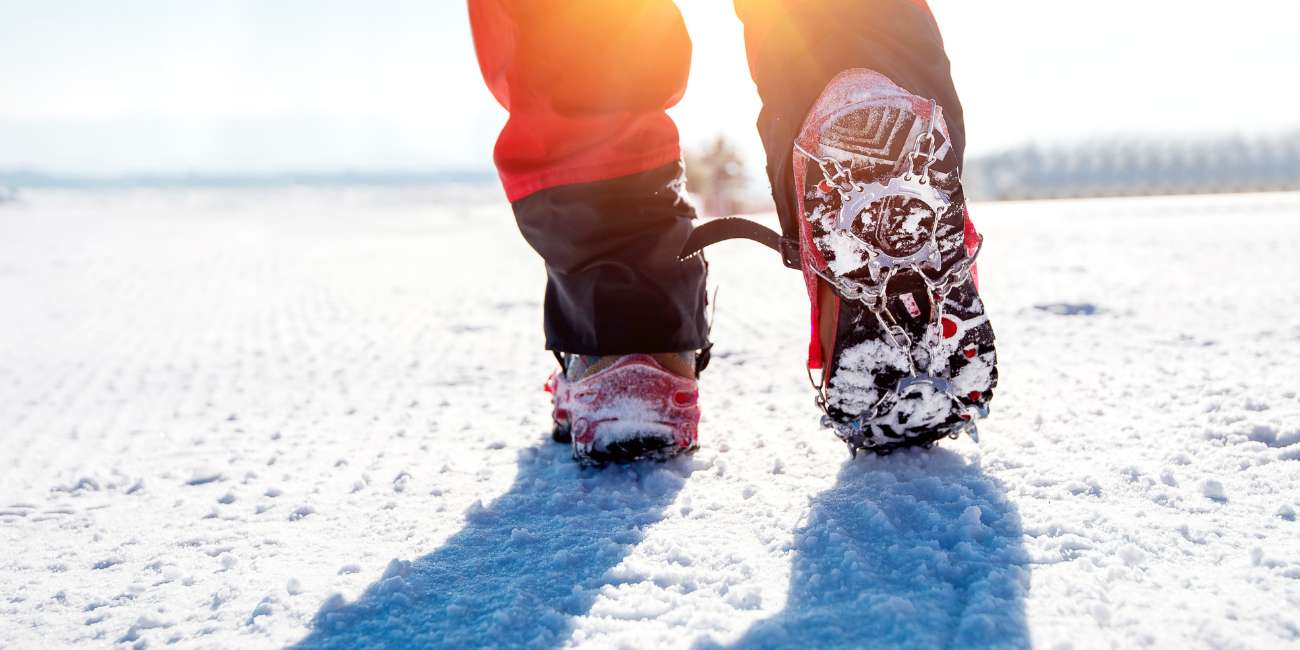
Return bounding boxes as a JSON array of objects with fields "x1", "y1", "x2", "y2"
[
  {"x1": 963, "y1": 206, "x2": 980, "y2": 288},
  {"x1": 941, "y1": 317, "x2": 959, "y2": 339}
]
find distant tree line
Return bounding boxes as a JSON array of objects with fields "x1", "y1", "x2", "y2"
[
  {"x1": 5, "y1": 131, "x2": 1296, "y2": 208},
  {"x1": 963, "y1": 131, "x2": 1300, "y2": 201},
  {"x1": 685, "y1": 136, "x2": 752, "y2": 216}
]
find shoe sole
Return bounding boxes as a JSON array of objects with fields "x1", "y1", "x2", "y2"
[
  {"x1": 552, "y1": 421, "x2": 697, "y2": 466},
  {"x1": 577, "y1": 434, "x2": 697, "y2": 466},
  {"x1": 798, "y1": 72, "x2": 998, "y2": 454}
]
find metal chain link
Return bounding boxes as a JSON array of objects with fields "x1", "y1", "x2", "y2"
[{"x1": 905, "y1": 98, "x2": 940, "y2": 183}]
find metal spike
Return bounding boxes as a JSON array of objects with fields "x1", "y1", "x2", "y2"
[{"x1": 965, "y1": 420, "x2": 980, "y2": 444}]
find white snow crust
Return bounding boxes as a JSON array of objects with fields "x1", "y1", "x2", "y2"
[{"x1": 2, "y1": 190, "x2": 1300, "y2": 649}]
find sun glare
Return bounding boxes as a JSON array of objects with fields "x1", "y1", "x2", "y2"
[{"x1": 671, "y1": 1, "x2": 766, "y2": 178}]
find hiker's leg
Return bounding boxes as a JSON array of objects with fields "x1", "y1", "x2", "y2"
[{"x1": 469, "y1": 0, "x2": 708, "y2": 355}]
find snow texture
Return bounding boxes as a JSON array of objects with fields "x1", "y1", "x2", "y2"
[{"x1": 2, "y1": 190, "x2": 1300, "y2": 649}]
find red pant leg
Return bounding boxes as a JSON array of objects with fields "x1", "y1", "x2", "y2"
[{"x1": 468, "y1": 0, "x2": 693, "y2": 201}]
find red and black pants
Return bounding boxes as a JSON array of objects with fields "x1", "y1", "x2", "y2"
[{"x1": 469, "y1": 0, "x2": 962, "y2": 355}]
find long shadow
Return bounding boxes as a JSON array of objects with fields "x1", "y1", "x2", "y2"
[
  {"x1": 710, "y1": 449, "x2": 1030, "y2": 650},
  {"x1": 292, "y1": 443, "x2": 692, "y2": 649}
]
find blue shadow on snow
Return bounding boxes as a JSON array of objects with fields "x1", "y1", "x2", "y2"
[
  {"x1": 704, "y1": 449, "x2": 1030, "y2": 650},
  {"x1": 294, "y1": 444, "x2": 1028, "y2": 649},
  {"x1": 291, "y1": 442, "x2": 692, "y2": 649}
]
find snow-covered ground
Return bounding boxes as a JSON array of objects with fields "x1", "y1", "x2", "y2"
[{"x1": 2, "y1": 189, "x2": 1298, "y2": 649}]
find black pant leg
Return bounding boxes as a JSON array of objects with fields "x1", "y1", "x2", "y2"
[{"x1": 512, "y1": 162, "x2": 710, "y2": 355}]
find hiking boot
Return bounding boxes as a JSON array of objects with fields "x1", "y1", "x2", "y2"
[
  {"x1": 794, "y1": 69, "x2": 998, "y2": 454},
  {"x1": 545, "y1": 352, "x2": 700, "y2": 465}
]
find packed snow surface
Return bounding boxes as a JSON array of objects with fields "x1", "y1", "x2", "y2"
[{"x1": 2, "y1": 190, "x2": 1299, "y2": 649}]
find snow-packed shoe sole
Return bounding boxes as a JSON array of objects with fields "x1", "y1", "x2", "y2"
[
  {"x1": 550, "y1": 416, "x2": 688, "y2": 464},
  {"x1": 545, "y1": 355, "x2": 699, "y2": 466},
  {"x1": 795, "y1": 69, "x2": 997, "y2": 455},
  {"x1": 551, "y1": 422, "x2": 572, "y2": 444}
]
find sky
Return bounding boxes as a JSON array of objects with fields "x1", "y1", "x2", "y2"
[{"x1": 1, "y1": 0, "x2": 1298, "y2": 176}]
